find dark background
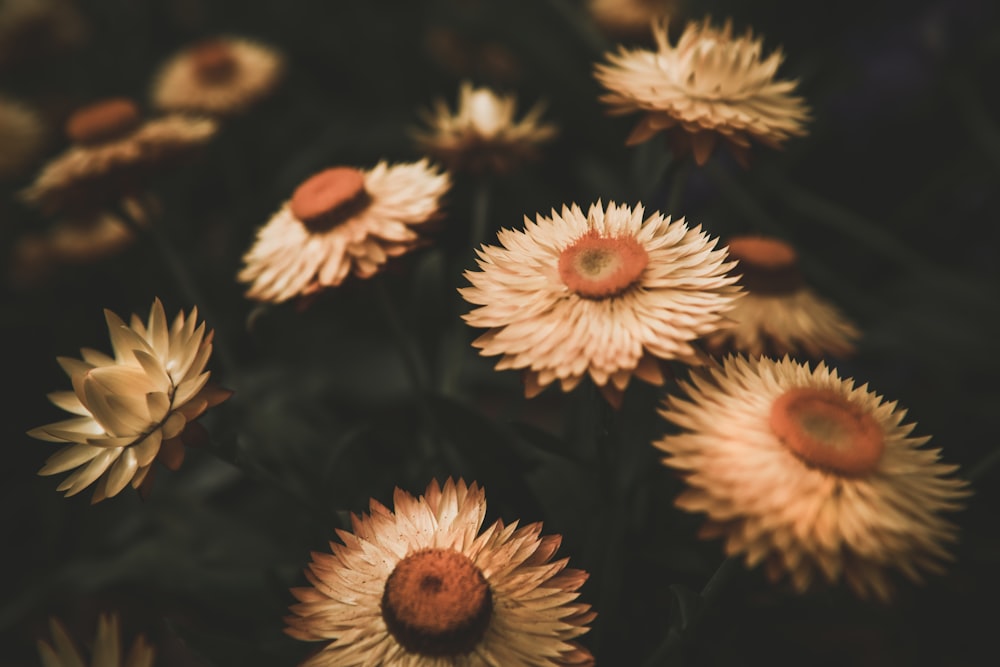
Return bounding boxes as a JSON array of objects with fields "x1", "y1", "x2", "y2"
[{"x1": 1, "y1": 0, "x2": 998, "y2": 665}]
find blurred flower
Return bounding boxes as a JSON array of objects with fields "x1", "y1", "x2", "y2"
[
  {"x1": 654, "y1": 355, "x2": 969, "y2": 601},
  {"x1": 28, "y1": 299, "x2": 231, "y2": 503},
  {"x1": 461, "y1": 201, "x2": 740, "y2": 407},
  {"x1": 239, "y1": 160, "x2": 450, "y2": 303},
  {"x1": 703, "y1": 236, "x2": 859, "y2": 358},
  {"x1": 594, "y1": 18, "x2": 810, "y2": 165},
  {"x1": 37, "y1": 613, "x2": 154, "y2": 667},
  {"x1": 0, "y1": 95, "x2": 47, "y2": 180},
  {"x1": 21, "y1": 97, "x2": 217, "y2": 215},
  {"x1": 423, "y1": 26, "x2": 521, "y2": 85},
  {"x1": 286, "y1": 478, "x2": 594, "y2": 666},
  {"x1": 0, "y1": 0, "x2": 87, "y2": 71},
  {"x1": 151, "y1": 36, "x2": 285, "y2": 116},
  {"x1": 588, "y1": 0, "x2": 682, "y2": 40},
  {"x1": 413, "y1": 82, "x2": 556, "y2": 174}
]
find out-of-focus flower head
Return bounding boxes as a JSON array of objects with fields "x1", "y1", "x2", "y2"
[
  {"x1": 239, "y1": 160, "x2": 450, "y2": 303},
  {"x1": 286, "y1": 478, "x2": 595, "y2": 666},
  {"x1": 595, "y1": 17, "x2": 810, "y2": 165},
  {"x1": 462, "y1": 200, "x2": 741, "y2": 407},
  {"x1": 0, "y1": 95, "x2": 47, "y2": 180},
  {"x1": 28, "y1": 299, "x2": 231, "y2": 503},
  {"x1": 654, "y1": 355, "x2": 969, "y2": 601},
  {"x1": 37, "y1": 613, "x2": 154, "y2": 667},
  {"x1": 151, "y1": 36, "x2": 285, "y2": 116},
  {"x1": 588, "y1": 0, "x2": 683, "y2": 41}
]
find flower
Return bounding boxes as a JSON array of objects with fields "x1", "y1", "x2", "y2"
[
  {"x1": 151, "y1": 36, "x2": 285, "y2": 116},
  {"x1": 461, "y1": 201, "x2": 741, "y2": 407},
  {"x1": 28, "y1": 299, "x2": 231, "y2": 503},
  {"x1": 37, "y1": 613, "x2": 154, "y2": 667},
  {"x1": 653, "y1": 355, "x2": 969, "y2": 601},
  {"x1": 587, "y1": 0, "x2": 682, "y2": 40},
  {"x1": 702, "y1": 236, "x2": 859, "y2": 358},
  {"x1": 413, "y1": 82, "x2": 556, "y2": 174},
  {"x1": 21, "y1": 97, "x2": 217, "y2": 215},
  {"x1": 238, "y1": 159, "x2": 450, "y2": 303},
  {"x1": 0, "y1": 0, "x2": 87, "y2": 71},
  {"x1": 0, "y1": 95, "x2": 46, "y2": 180},
  {"x1": 594, "y1": 17, "x2": 810, "y2": 165},
  {"x1": 286, "y1": 478, "x2": 594, "y2": 666}
]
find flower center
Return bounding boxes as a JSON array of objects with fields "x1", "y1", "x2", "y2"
[
  {"x1": 381, "y1": 548, "x2": 492, "y2": 657},
  {"x1": 190, "y1": 41, "x2": 238, "y2": 84},
  {"x1": 290, "y1": 167, "x2": 371, "y2": 232},
  {"x1": 558, "y1": 230, "x2": 648, "y2": 299},
  {"x1": 770, "y1": 387, "x2": 885, "y2": 476},
  {"x1": 65, "y1": 98, "x2": 141, "y2": 146},
  {"x1": 725, "y1": 236, "x2": 803, "y2": 295}
]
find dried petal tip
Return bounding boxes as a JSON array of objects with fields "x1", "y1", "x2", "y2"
[
  {"x1": 770, "y1": 387, "x2": 884, "y2": 476},
  {"x1": 65, "y1": 98, "x2": 140, "y2": 146},
  {"x1": 381, "y1": 548, "x2": 493, "y2": 656},
  {"x1": 290, "y1": 167, "x2": 370, "y2": 231},
  {"x1": 190, "y1": 41, "x2": 238, "y2": 83},
  {"x1": 726, "y1": 236, "x2": 802, "y2": 294}
]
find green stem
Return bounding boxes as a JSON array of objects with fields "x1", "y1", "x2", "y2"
[
  {"x1": 966, "y1": 446, "x2": 1000, "y2": 483},
  {"x1": 540, "y1": 0, "x2": 611, "y2": 57}
]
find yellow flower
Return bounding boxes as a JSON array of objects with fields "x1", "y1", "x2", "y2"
[
  {"x1": 286, "y1": 478, "x2": 595, "y2": 666},
  {"x1": 151, "y1": 36, "x2": 285, "y2": 116},
  {"x1": 414, "y1": 82, "x2": 556, "y2": 174},
  {"x1": 594, "y1": 17, "x2": 809, "y2": 165},
  {"x1": 239, "y1": 160, "x2": 450, "y2": 303},
  {"x1": 461, "y1": 201, "x2": 741, "y2": 407},
  {"x1": 28, "y1": 299, "x2": 230, "y2": 503},
  {"x1": 703, "y1": 236, "x2": 859, "y2": 358},
  {"x1": 654, "y1": 355, "x2": 969, "y2": 601},
  {"x1": 21, "y1": 97, "x2": 216, "y2": 215},
  {"x1": 37, "y1": 613, "x2": 154, "y2": 667}
]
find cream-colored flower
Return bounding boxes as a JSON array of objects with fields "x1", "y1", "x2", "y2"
[
  {"x1": 0, "y1": 95, "x2": 46, "y2": 179},
  {"x1": 0, "y1": 0, "x2": 87, "y2": 70},
  {"x1": 594, "y1": 17, "x2": 810, "y2": 165},
  {"x1": 588, "y1": 0, "x2": 682, "y2": 40},
  {"x1": 461, "y1": 201, "x2": 741, "y2": 407},
  {"x1": 28, "y1": 299, "x2": 231, "y2": 503},
  {"x1": 286, "y1": 478, "x2": 595, "y2": 666},
  {"x1": 22, "y1": 97, "x2": 217, "y2": 215},
  {"x1": 414, "y1": 82, "x2": 556, "y2": 174},
  {"x1": 239, "y1": 159, "x2": 450, "y2": 303},
  {"x1": 703, "y1": 236, "x2": 859, "y2": 358},
  {"x1": 37, "y1": 613, "x2": 154, "y2": 667},
  {"x1": 654, "y1": 355, "x2": 969, "y2": 601},
  {"x1": 151, "y1": 36, "x2": 284, "y2": 116}
]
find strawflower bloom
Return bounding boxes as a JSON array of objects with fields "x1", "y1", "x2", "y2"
[
  {"x1": 462, "y1": 201, "x2": 741, "y2": 407},
  {"x1": 702, "y1": 235, "x2": 859, "y2": 358},
  {"x1": 654, "y1": 355, "x2": 969, "y2": 601},
  {"x1": 37, "y1": 613, "x2": 154, "y2": 667},
  {"x1": 413, "y1": 82, "x2": 556, "y2": 174},
  {"x1": 28, "y1": 299, "x2": 231, "y2": 503},
  {"x1": 0, "y1": 95, "x2": 46, "y2": 180},
  {"x1": 594, "y1": 17, "x2": 810, "y2": 165},
  {"x1": 286, "y1": 478, "x2": 595, "y2": 666},
  {"x1": 151, "y1": 36, "x2": 285, "y2": 116},
  {"x1": 21, "y1": 97, "x2": 216, "y2": 215},
  {"x1": 239, "y1": 159, "x2": 450, "y2": 303}
]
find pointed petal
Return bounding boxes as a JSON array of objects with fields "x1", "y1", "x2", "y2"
[
  {"x1": 38, "y1": 443, "x2": 103, "y2": 475},
  {"x1": 104, "y1": 448, "x2": 139, "y2": 498},
  {"x1": 47, "y1": 391, "x2": 91, "y2": 416}
]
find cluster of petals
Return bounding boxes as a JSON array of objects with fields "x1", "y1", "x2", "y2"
[
  {"x1": 286, "y1": 478, "x2": 594, "y2": 666},
  {"x1": 37, "y1": 613, "x2": 154, "y2": 667},
  {"x1": 654, "y1": 355, "x2": 969, "y2": 601},
  {"x1": 29, "y1": 299, "x2": 229, "y2": 502},
  {"x1": 594, "y1": 17, "x2": 810, "y2": 164},
  {"x1": 414, "y1": 82, "x2": 556, "y2": 174},
  {"x1": 462, "y1": 201, "x2": 741, "y2": 406},
  {"x1": 239, "y1": 159, "x2": 450, "y2": 303}
]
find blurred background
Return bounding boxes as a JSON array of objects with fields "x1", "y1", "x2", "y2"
[{"x1": 1, "y1": 0, "x2": 998, "y2": 665}]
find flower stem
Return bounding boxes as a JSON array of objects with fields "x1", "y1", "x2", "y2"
[
  {"x1": 966, "y1": 445, "x2": 1000, "y2": 483},
  {"x1": 540, "y1": 0, "x2": 611, "y2": 57}
]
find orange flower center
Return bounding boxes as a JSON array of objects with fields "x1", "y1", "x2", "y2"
[
  {"x1": 190, "y1": 41, "x2": 238, "y2": 84},
  {"x1": 770, "y1": 387, "x2": 885, "y2": 476},
  {"x1": 290, "y1": 167, "x2": 370, "y2": 232},
  {"x1": 558, "y1": 230, "x2": 649, "y2": 299},
  {"x1": 65, "y1": 98, "x2": 141, "y2": 146},
  {"x1": 381, "y1": 548, "x2": 492, "y2": 657},
  {"x1": 726, "y1": 236, "x2": 803, "y2": 295}
]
